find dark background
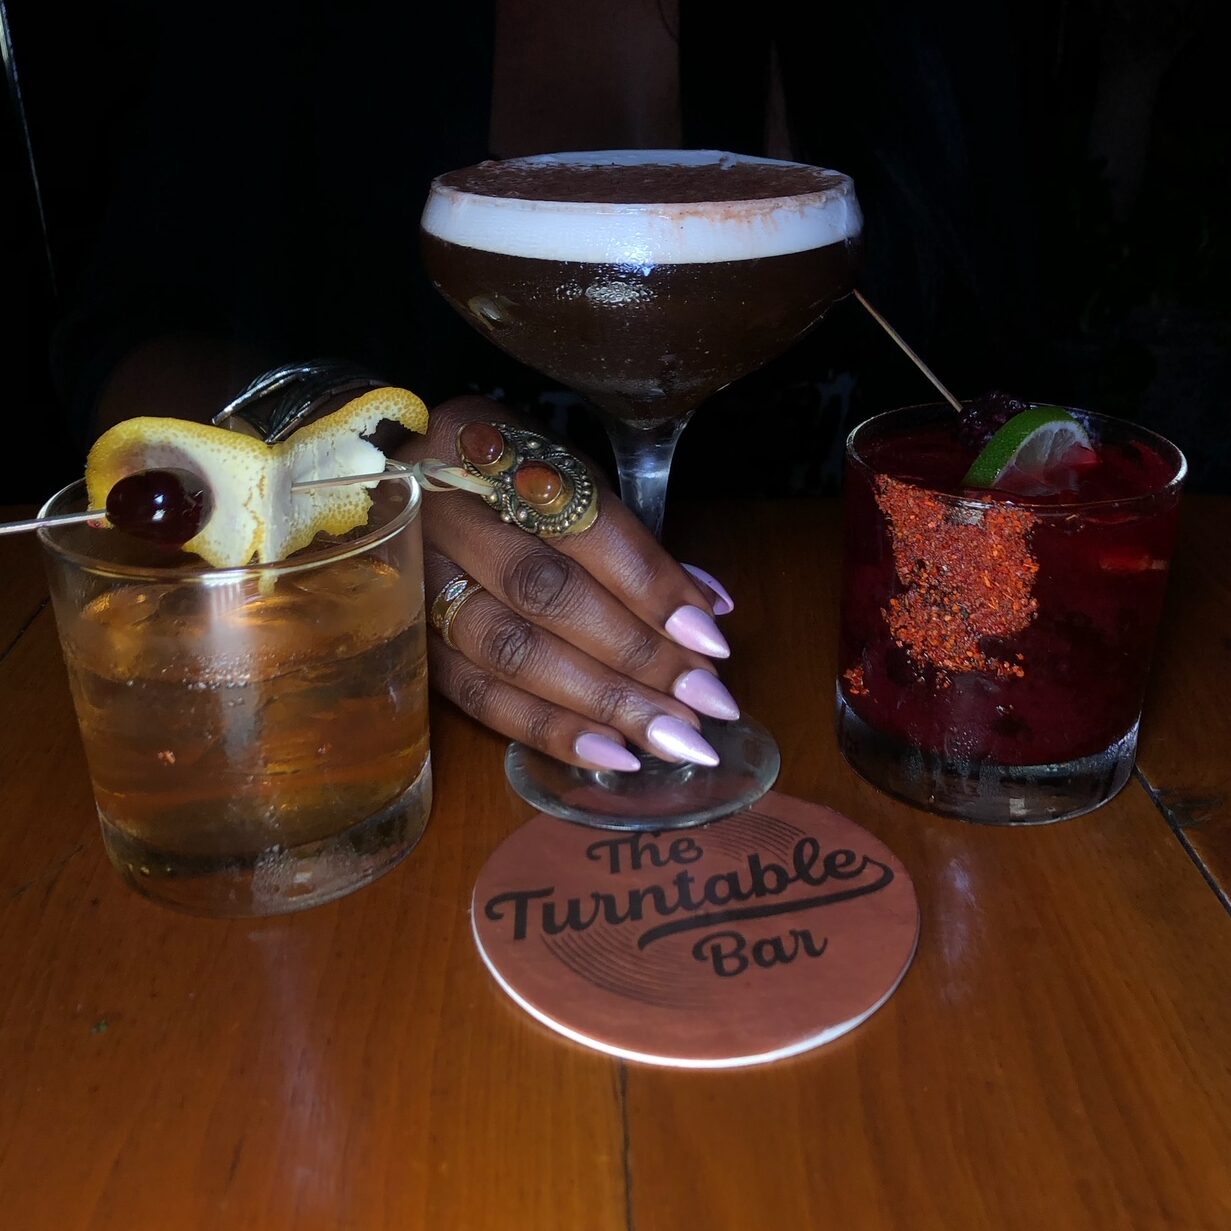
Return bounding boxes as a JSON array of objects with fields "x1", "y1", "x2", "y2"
[{"x1": 3, "y1": 0, "x2": 1226, "y2": 506}]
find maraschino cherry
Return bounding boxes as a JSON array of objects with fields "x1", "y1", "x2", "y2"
[{"x1": 104, "y1": 468, "x2": 213, "y2": 545}]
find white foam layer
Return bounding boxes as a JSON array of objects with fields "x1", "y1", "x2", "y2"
[{"x1": 421, "y1": 150, "x2": 862, "y2": 265}]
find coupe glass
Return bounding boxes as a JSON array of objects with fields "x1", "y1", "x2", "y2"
[{"x1": 421, "y1": 149, "x2": 861, "y2": 828}]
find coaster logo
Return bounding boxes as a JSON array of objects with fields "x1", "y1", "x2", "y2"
[{"x1": 482, "y1": 827, "x2": 894, "y2": 980}]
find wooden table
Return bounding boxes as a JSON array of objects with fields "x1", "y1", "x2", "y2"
[{"x1": 1, "y1": 498, "x2": 1229, "y2": 1230}]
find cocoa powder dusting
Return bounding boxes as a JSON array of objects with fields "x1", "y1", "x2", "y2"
[
  {"x1": 875, "y1": 477, "x2": 1038, "y2": 681},
  {"x1": 440, "y1": 161, "x2": 843, "y2": 204}
]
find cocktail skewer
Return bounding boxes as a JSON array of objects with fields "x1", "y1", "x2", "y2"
[
  {"x1": 854, "y1": 290, "x2": 964, "y2": 413},
  {"x1": 293, "y1": 461, "x2": 490, "y2": 494},
  {"x1": 1, "y1": 509, "x2": 109, "y2": 534},
  {"x1": 9, "y1": 287, "x2": 964, "y2": 541},
  {"x1": 0, "y1": 459, "x2": 488, "y2": 537}
]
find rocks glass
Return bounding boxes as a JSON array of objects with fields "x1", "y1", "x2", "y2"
[
  {"x1": 837, "y1": 404, "x2": 1186, "y2": 823},
  {"x1": 39, "y1": 467, "x2": 431, "y2": 914}
]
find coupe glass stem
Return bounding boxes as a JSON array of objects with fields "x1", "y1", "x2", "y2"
[{"x1": 598, "y1": 412, "x2": 692, "y2": 541}]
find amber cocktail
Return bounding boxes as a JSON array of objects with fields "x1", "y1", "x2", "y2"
[{"x1": 39, "y1": 471, "x2": 431, "y2": 914}]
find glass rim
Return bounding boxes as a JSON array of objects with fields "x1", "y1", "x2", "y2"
[
  {"x1": 37, "y1": 460, "x2": 422, "y2": 582},
  {"x1": 845, "y1": 402, "x2": 1187, "y2": 514}
]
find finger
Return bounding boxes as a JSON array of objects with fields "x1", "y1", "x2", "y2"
[
  {"x1": 398, "y1": 399, "x2": 736, "y2": 647},
  {"x1": 551, "y1": 489, "x2": 736, "y2": 655},
  {"x1": 426, "y1": 551, "x2": 731, "y2": 762},
  {"x1": 426, "y1": 496, "x2": 728, "y2": 699},
  {"x1": 430, "y1": 636, "x2": 648, "y2": 771},
  {"x1": 681, "y1": 563, "x2": 735, "y2": 617}
]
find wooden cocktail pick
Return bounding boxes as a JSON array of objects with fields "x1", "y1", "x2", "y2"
[{"x1": 854, "y1": 290, "x2": 964, "y2": 413}]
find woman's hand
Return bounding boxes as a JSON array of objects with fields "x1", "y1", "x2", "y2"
[{"x1": 394, "y1": 396, "x2": 738, "y2": 772}]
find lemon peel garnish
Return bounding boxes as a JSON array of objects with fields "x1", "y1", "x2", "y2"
[{"x1": 85, "y1": 387, "x2": 429, "y2": 567}]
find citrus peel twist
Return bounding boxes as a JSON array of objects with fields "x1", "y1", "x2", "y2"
[{"x1": 85, "y1": 387, "x2": 430, "y2": 567}]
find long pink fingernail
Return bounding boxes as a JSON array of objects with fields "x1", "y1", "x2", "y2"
[
  {"x1": 673, "y1": 669, "x2": 740, "y2": 720},
  {"x1": 645, "y1": 715, "x2": 720, "y2": 767},
  {"x1": 682, "y1": 564, "x2": 734, "y2": 616},
  {"x1": 574, "y1": 732, "x2": 641, "y2": 772},
  {"x1": 664, "y1": 604, "x2": 730, "y2": 658}
]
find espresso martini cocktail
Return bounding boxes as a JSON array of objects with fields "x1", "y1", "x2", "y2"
[
  {"x1": 421, "y1": 150, "x2": 863, "y2": 828},
  {"x1": 422, "y1": 151, "x2": 861, "y2": 435}
]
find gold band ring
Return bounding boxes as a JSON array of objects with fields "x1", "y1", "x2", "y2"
[{"x1": 430, "y1": 574, "x2": 485, "y2": 649}]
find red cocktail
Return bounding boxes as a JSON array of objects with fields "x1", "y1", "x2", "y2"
[{"x1": 837, "y1": 403, "x2": 1185, "y2": 822}]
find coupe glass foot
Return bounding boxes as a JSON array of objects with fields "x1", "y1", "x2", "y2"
[{"x1": 505, "y1": 714, "x2": 780, "y2": 830}]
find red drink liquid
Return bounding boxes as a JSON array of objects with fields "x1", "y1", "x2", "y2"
[{"x1": 837, "y1": 405, "x2": 1185, "y2": 823}]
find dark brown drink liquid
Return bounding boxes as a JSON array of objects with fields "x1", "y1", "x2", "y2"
[
  {"x1": 421, "y1": 236, "x2": 859, "y2": 423},
  {"x1": 422, "y1": 155, "x2": 861, "y2": 423}
]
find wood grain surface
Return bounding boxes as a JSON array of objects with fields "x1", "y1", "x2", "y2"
[
  {"x1": 1, "y1": 500, "x2": 1229, "y2": 1230},
  {"x1": 0, "y1": 513, "x2": 48, "y2": 654},
  {"x1": 1136, "y1": 495, "x2": 1231, "y2": 902}
]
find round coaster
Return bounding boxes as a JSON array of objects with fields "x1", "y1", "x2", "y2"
[{"x1": 471, "y1": 790, "x2": 919, "y2": 1068}]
